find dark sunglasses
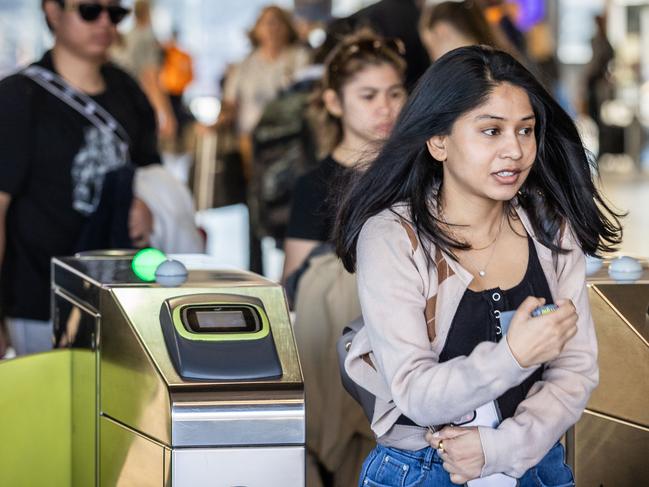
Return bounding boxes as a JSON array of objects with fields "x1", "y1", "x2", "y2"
[{"x1": 67, "y1": 3, "x2": 131, "y2": 25}]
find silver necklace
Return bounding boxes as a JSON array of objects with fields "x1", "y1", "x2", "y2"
[
  {"x1": 470, "y1": 230, "x2": 501, "y2": 277},
  {"x1": 441, "y1": 210, "x2": 506, "y2": 278}
]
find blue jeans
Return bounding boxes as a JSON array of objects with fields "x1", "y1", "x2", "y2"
[
  {"x1": 359, "y1": 442, "x2": 574, "y2": 487},
  {"x1": 519, "y1": 443, "x2": 575, "y2": 487}
]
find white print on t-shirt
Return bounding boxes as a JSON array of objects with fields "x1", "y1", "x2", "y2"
[{"x1": 72, "y1": 126, "x2": 128, "y2": 216}]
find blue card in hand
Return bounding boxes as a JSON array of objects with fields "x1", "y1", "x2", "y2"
[
  {"x1": 501, "y1": 304, "x2": 558, "y2": 335},
  {"x1": 499, "y1": 310, "x2": 516, "y2": 335}
]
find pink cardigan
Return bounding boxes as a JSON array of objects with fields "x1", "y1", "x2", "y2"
[{"x1": 345, "y1": 203, "x2": 598, "y2": 478}]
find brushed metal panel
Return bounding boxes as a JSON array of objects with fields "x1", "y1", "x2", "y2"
[
  {"x1": 110, "y1": 287, "x2": 303, "y2": 388},
  {"x1": 592, "y1": 283, "x2": 649, "y2": 345},
  {"x1": 74, "y1": 250, "x2": 139, "y2": 258},
  {"x1": 587, "y1": 288, "x2": 649, "y2": 426},
  {"x1": 171, "y1": 399, "x2": 305, "y2": 447},
  {"x1": 52, "y1": 259, "x2": 101, "y2": 310},
  {"x1": 100, "y1": 293, "x2": 172, "y2": 446},
  {"x1": 55, "y1": 256, "x2": 272, "y2": 287},
  {"x1": 53, "y1": 291, "x2": 99, "y2": 350},
  {"x1": 100, "y1": 416, "x2": 164, "y2": 487},
  {"x1": 574, "y1": 411, "x2": 649, "y2": 487},
  {"x1": 172, "y1": 446, "x2": 305, "y2": 486}
]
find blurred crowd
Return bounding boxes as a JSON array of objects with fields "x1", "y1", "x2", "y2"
[{"x1": 0, "y1": 1, "x2": 624, "y2": 485}]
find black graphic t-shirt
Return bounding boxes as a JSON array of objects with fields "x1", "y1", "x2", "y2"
[{"x1": 0, "y1": 51, "x2": 160, "y2": 320}]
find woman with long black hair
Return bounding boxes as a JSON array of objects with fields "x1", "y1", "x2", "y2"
[{"x1": 335, "y1": 45, "x2": 622, "y2": 486}]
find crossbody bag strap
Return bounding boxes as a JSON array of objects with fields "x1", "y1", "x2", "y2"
[{"x1": 21, "y1": 65, "x2": 130, "y2": 156}]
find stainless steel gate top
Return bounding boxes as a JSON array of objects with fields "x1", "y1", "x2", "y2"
[{"x1": 52, "y1": 254, "x2": 305, "y2": 486}]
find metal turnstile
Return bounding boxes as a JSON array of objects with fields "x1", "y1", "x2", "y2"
[
  {"x1": 52, "y1": 254, "x2": 304, "y2": 486},
  {"x1": 566, "y1": 260, "x2": 649, "y2": 486}
]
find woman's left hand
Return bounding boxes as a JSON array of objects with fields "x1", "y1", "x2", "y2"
[{"x1": 425, "y1": 426, "x2": 485, "y2": 485}]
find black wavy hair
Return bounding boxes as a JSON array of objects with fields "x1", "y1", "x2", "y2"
[{"x1": 334, "y1": 45, "x2": 623, "y2": 272}]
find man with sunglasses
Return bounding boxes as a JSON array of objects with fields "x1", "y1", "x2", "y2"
[{"x1": 0, "y1": 0, "x2": 160, "y2": 355}]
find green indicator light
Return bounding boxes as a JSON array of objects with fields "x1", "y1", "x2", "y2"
[{"x1": 132, "y1": 248, "x2": 167, "y2": 282}]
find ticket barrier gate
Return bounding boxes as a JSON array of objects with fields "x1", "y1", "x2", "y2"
[
  {"x1": 5, "y1": 251, "x2": 645, "y2": 486},
  {"x1": 50, "y1": 253, "x2": 305, "y2": 486},
  {"x1": 567, "y1": 261, "x2": 649, "y2": 486}
]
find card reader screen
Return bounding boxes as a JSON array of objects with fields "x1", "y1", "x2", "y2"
[
  {"x1": 183, "y1": 306, "x2": 260, "y2": 333},
  {"x1": 195, "y1": 310, "x2": 246, "y2": 330}
]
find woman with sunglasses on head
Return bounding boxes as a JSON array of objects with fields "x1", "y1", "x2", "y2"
[
  {"x1": 336, "y1": 46, "x2": 622, "y2": 486},
  {"x1": 287, "y1": 31, "x2": 407, "y2": 487},
  {"x1": 0, "y1": 0, "x2": 159, "y2": 355},
  {"x1": 282, "y1": 30, "x2": 407, "y2": 289}
]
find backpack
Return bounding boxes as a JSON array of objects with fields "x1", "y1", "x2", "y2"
[
  {"x1": 249, "y1": 81, "x2": 319, "y2": 241},
  {"x1": 336, "y1": 316, "x2": 376, "y2": 422},
  {"x1": 160, "y1": 45, "x2": 193, "y2": 95}
]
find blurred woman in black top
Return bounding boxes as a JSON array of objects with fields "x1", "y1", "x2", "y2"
[{"x1": 282, "y1": 30, "x2": 407, "y2": 282}]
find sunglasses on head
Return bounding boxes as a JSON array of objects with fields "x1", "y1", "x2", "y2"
[
  {"x1": 67, "y1": 3, "x2": 131, "y2": 25},
  {"x1": 342, "y1": 38, "x2": 406, "y2": 58},
  {"x1": 329, "y1": 37, "x2": 406, "y2": 73}
]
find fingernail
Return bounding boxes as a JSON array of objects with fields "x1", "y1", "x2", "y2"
[{"x1": 432, "y1": 431, "x2": 440, "y2": 438}]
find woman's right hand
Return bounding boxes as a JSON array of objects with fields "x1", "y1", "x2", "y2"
[{"x1": 506, "y1": 297, "x2": 578, "y2": 368}]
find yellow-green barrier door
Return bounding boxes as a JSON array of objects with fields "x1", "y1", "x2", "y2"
[{"x1": 0, "y1": 350, "x2": 72, "y2": 486}]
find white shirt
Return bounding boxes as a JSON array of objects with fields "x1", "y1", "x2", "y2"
[{"x1": 224, "y1": 45, "x2": 310, "y2": 135}]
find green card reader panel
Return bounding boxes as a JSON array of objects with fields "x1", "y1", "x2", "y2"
[
  {"x1": 160, "y1": 294, "x2": 282, "y2": 381},
  {"x1": 183, "y1": 306, "x2": 259, "y2": 334}
]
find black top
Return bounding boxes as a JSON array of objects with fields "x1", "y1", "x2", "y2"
[
  {"x1": 439, "y1": 236, "x2": 552, "y2": 421},
  {"x1": 0, "y1": 51, "x2": 160, "y2": 320},
  {"x1": 285, "y1": 155, "x2": 348, "y2": 242}
]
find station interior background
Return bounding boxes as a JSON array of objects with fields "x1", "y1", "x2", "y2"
[
  {"x1": 1, "y1": 2, "x2": 648, "y2": 485},
  {"x1": 0, "y1": 0, "x2": 648, "y2": 278}
]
